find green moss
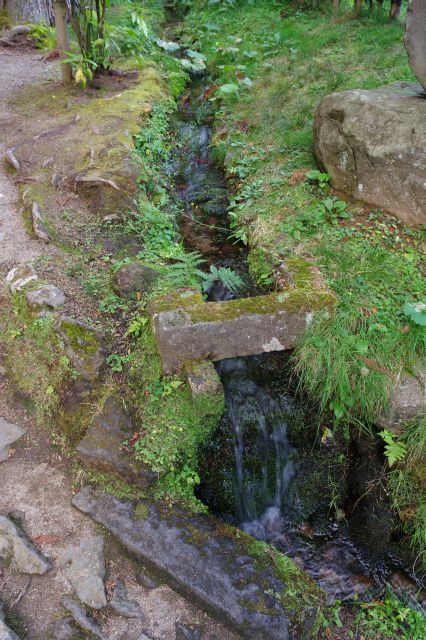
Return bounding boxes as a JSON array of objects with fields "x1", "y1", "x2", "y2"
[
  {"x1": 215, "y1": 521, "x2": 325, "y2": 631},
  {"x1": 133, "y1": 502, "x2": 150, "y2": 520},
  {"x1": 0, "y1": 293, "x2": 71, "y2": 424},
  {"x1": 185, "y1": 289, "x2": 336, "y2": 324},
  {"x1": 149, "y1": 288, "x2": 204, "y2": 315},
  {"x1": 59, "y1": 319, "x2": 100, "y2": 355}
]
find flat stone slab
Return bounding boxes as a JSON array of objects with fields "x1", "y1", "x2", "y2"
[
  {"x1": 150, "y1": 284, "x2": 334, "y2": 374},
  {"x1": 0, "y1": 515, "x2": 50, "y2": 575},
  {"x1": 72, "y1": 487, "x2": 325, "y2": 640},
  {"x1": 0, "y1": 419, "x2": 26, "y2": 462},
  {"x1": 76, "y1": 396, "x2": 156, "y2": 488}
]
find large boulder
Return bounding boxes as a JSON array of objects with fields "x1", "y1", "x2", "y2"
[
  {"x1": 314, "y1": 82, "x2": 426, "y2": 226},
  {"x1": 405, "y1": 0, "x2": 426, "y2": 92}
]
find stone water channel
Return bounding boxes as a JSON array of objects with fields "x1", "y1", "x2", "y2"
[{"x1": 161, "y1": 31, "x2": 426, "y2": 609}]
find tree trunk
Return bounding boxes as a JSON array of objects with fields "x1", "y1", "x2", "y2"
[
  {"x1": 54, "y1": 0, "x2": 72, "y2": 84},
  {"x1": 4, "y1": 0, "x2": 53, "y2": 24}
]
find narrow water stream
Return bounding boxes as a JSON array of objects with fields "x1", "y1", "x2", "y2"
[{"x1": 165, "y1": 39, "x2": 425, "y2": 607}]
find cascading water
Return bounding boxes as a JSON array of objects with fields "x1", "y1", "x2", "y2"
[{"x1": 218, "y1": 356, "x2": 296, "y2": 534}]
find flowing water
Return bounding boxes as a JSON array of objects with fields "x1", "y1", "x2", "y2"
[{"x1": 167, "y1": 57, "x2": 425, "y2": 606}]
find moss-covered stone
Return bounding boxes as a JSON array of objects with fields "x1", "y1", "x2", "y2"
[
  {"x1": 151, "y1": 286, "x2": 336, "y2": 373},
  {"x1": 56, "y1": 317, "x2": 105, "y2": 381}
]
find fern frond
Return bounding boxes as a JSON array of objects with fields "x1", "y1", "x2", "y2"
[{"x1": 201, "y1": 265, "x2": 243, "y2": 293}]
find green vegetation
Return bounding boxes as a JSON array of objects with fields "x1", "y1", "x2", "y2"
[
  {"x1": 0, "y1": 292, "x2": 71, "y2": 423},
  {"x1": 127, "y1": 325, "x2": 224, "y2": 510},
  {"x1": 28, "y1": 24, "x2": 57, "y2": 50},
  {"x1": 320, "y1": 590, "x2": 426, "y2": 640}
]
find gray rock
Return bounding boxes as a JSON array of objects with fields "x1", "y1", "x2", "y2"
[
  {"x1": 0, "y1": 419, "x2": 26, "y2": 463},
  {"x1": 186, "y1": 362, "x2": 223, "y2": 399},
  {"x1": 0, "y1": 617, "x2": 20, "y2": 640},
  {"x1": 31, "y1": 202, "x2": 50, "y2": 243},
  {"x1": 52, "y1": 617, "x2": 79, "y2": 640},
  {"x1": 314, "y1": 82, "x2": 426, "y2": 226},
  {"x1": 62, "y1": 597, "x2": 105, "y2": 640},
  {"x1": 72, "y1": 487, "x2": 325, "y2": 640},
  {"x1": 150, "y1": 286, "x2": 333, "y2": 374},
  {"x1": 61, "y1": 536, "x2": 107, "y2": 609},
  {"x1": 0, "y1": 515, "x2": 50, "y2": 575},
  {"x1": 175, "y1": 623, "x2": 202, "y2": 640},
  {"x1": 76, "y1": 396, "x2": 155, "y2": 488},
  {"x1": 378, "y1": 365, "x2": 426, "y2": 432},
  {"x1": 26, "y1": 285, "x2": 65, "y2": 310},
  {"x1": 405, "y1": 0, "x2": 426, "y2": 91},
  {"x1": 56, "y1": 317, "x2": 105, "y2": 381},
  {"x1": 112, "y1": 262, "x2": 159, "y2": 299},
  {"x1": 6, "y1": 265, "x2": 37, "y2": 293},
  {"x1": 111, "y1": 579, "x2": 144, "y2": 619}
]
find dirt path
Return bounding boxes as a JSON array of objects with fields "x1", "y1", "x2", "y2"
[
  {"x1": 0, "y1": 48, "x2": 237, "y2": 640},
  {"x1": 0, "y1": 49, "x2": 58, "y2": 269}
]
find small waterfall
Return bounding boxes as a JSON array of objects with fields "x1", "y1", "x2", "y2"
[{"x1": 217, "y1": 356, "x2": 296, "y2": 539}]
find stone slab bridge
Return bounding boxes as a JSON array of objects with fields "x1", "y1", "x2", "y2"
[{"x1": 149, "y1": 260, "x2": 335, "y2": 375}]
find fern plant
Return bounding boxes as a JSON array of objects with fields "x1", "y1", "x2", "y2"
[
  {"x1": 163, "y1": 254, "x2": 243, "y2": 296},
  {"x1": 201, "y1": 265, "x2": 243, "y2": 294},
  {"x1": 163, "y1": 252, "x2": 206, "y2": 289},
  {"x1": 379, "y1": 430, "x2": 407, "y2": 467}
]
